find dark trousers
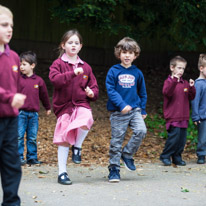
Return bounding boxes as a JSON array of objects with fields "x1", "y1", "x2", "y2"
[
  {"x1": 0, "y1": 117, "x2": 21, "y2": 206},
  {"x1": 160, "y1": 126, "x2": 187, "y2": 162}
]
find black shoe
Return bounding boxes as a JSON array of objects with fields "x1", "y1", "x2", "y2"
[
  {"x1": 173, "y1": 160, "x2": 186, "y2": 166},
  {"x1": 20, "y1": 159, "x2": 26, "y2": 166},
  {"x1": 72, "y1": 146, "x2": 82, "y2": 164},
  {"x1": 197, "y1": 156, "x2": 205, "y2": 164},
  {"x1": 160, "y1": 158, "x2": 171, "y2": 166},
  {"x1": 58, "y1": 172, "x2": 72, "y2": 185},
  {"x1": 108, "y1": 167, "x2": 120, "y2": 183},
  {"x1": 27, "y1": 159, "x2": 42, "y2": 165}
]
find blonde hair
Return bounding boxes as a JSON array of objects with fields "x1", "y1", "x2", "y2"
[
  {"x1": 170, "y1": 56, "x2": 187, "y2": 67},
  {"x1": 114, "y1": 37, "x2": 141, "y2": 59},
  {"x1": 0, "y1": 5, "x2": 13, "y2": 18},
  {"x1": 58, "y1": 29, "x2": 82, "y2": 58},
  {"x1": 198, "y1": 54, "x2": 206, "y2": 69}
]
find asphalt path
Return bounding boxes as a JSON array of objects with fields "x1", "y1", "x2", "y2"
[{"x1": 0, "y1": 161, "x2": 206, "y2": 206}]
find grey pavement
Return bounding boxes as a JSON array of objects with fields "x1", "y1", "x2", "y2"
[{"x1": 1, "y1": 161, "x2": 206, "y2": 206}]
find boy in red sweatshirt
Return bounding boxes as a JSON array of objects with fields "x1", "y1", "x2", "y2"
[
  {"x1": 18, "y1": 51, "x2": 51, "y2": 165},
  {"x1": 160, "y1": 56, "x2": 196, "y2": 166},
  {"x1": 0, "y1": 5, "x2": 26, "y2": 206}
]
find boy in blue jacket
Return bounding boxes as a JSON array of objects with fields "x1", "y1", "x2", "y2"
[
  {"x1": 106, "y1": 37, "x2": 147, "y2": 182},
  {"x1": 191, "y1": 54, "x2": 206, "y2": 164}
]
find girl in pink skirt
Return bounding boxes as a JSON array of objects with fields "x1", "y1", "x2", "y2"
[{"x1": 49, "y1": 29, "x2": 99, "y2": 185}]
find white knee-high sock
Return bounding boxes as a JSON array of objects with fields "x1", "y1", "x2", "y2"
[
  {"x1": 74, "y1": 128, "x2": 89, "y2": 152},
  {"x1": 58, "y1": 146, "x2": 69, "y2": 175}
]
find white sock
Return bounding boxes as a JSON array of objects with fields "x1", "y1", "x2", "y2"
[
  {"x1": 58, "y1": 146, "x2": 69, "y2": 175},
  {"x1": 74, "y1": 128, "x2": 89, "y2": 154}
]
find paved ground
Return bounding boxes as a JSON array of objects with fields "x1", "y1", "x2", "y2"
[{"x1": 1, "y1": 161, "x2": 206, "y2": 206}]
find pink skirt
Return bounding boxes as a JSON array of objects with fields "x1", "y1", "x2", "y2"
[{"x1": 53, "y1": 107, "x2": 94, "y2": 145}]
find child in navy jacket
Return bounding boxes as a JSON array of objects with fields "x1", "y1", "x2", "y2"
[
  {"x1": 106, "y1": 37, "x2": 147, "y2": 182},
  {"x1": 191, "y1": 54, "x2": 206, "y2": 164}
]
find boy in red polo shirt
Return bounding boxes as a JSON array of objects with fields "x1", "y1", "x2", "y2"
[{"x1": 0, "y1": 5, "x2": 26, "y2": 206}]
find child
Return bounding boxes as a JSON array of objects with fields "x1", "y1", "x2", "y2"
[
  {"x1": 49, "y1": 29, "x2": 99, "y2": 185},
  {"x1": 18, "y1": 51, "x2": 51, "y2": 165},
  {"x1": 160, "y1": 56, "x2": 196, "y2": 166},
  {"x1": 106, "y1": 37, "x2": 147, "y2": 183},
  {"x1": 191, "y1": 54, "x2": 206, "y2": 164},
  {"x1": 0, "y1": 5, "x2": 26, "y2": 206}
]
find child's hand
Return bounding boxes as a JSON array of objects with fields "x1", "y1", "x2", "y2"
[
  {"x1": 194, "y1": 121, "x2": 201, "y2": 125},
  {"x1": 189, "y1": 79, "x2": 194, "y2": 87},
  {"x1": 121, "y1": 105, "x2": 132, "y2": 114},
  {"x1": 74, "y1": 67, "x2": 84, "y2": 75},
  {"x1": 46, "y1": 110, "x2": 51, "y2": 115},
  {"x1": 85, "y1": 86, "x2": 94, "y2": 98},
  {"x1": 11, "y1": 93, "x2": 26, "y2": 109},
  {"x1": 142, "y1": 114, "x2": 147, "y2": 119},
  {"x1": 172, "y1": 74, "x2": 180, "y2": 82}
]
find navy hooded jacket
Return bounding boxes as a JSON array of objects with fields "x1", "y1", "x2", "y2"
[{"x1": 105, "y1": 64, "x2": 147, "y2": 114}]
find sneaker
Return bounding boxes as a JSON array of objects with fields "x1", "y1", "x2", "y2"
[
  {"x1": 20, "y1": 159, "x2": 26, "y2": 166},
  {"x1": 72, "y1": 146, "x2": 82, "y2": 164},
  {"x1": 160, "y1": 158, "x2": 171, "y2": 166},
  {"x1": 58, "y1": 172, "x2": 72, "y2": 185},
  {"x1": 108, "y1": 168, "x2": 120, "y2": 183},
  {"x1": 121, "y1": 155, "x2": 136, "y2": 171},
  {"x1": 197, "y1": 156, "x2": 205, "y2": 164},
  {"x1": 173, "y1": 160, "x2": 186, "y2": 166},
  {"x1": 27, "y1": 159, "x2": 42, "y2": 165}
]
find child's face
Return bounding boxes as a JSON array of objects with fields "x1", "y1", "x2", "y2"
[
  {"x1": 200, "y1": 66, "x2": 206, "y2": 78},
  {"x1": 20, "y1": 60, "x2": 35, "y2": 77},
  {"x1": 0, "y1": 13, "x2": 13, "y2": 45},
  {"x1": 120, "y1": 50, "x2": 136, "y2": 68},
  {"x1": 170, "y1": 61, "x2": 186, "y2": 79},
  {"x1": 62, "y1": 34, "x2": 82, "y2": 57}
]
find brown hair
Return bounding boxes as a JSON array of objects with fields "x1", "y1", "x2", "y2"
[
  {"x1": 114, "y1": 37, "x2": 141, "y2": 59},
  {"x1": 0, "y1": 5, "x2": 13, "y2": 18},
  {"x1": 58, "y1": 29, "x2": 83, "y2": 58},
  {"x1": 20, "y1": 51, "x2": 37, "y2": 66},
  {"x1": 170, "y1": 56, "x2": 187, "y2": 67},
  {"x1": 198, "y1": 54, "x2": 206, "y2": 69}
]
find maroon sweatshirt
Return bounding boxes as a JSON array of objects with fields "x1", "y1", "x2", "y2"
[
  {"x1": 18, "y1": 74, "x2": 51, "y2": 112},
  {"x1": 49, "y1": 58, "x2": 99, "y2": 118},
  {"x1": 163, "y1": 76, "x2": 196, "y2": 123},
  {"x1": 0, "y1": 44, "x2": 20, "y2": 118}
]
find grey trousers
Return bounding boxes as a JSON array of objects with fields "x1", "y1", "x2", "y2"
[{"x1": 108, "y1": 108, "x2": 147, "y2": 170}]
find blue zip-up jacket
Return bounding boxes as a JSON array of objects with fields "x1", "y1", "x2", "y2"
[
  {"x1": 105, "y1": 64, "x2": 147, "y2": 114},
  {"x1": 191, "y1": 78, "x2": 206, "y2": 122}
]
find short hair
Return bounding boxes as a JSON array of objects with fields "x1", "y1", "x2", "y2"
[
  {"x1": 170, "y1": 56, "x2": 187, "y2": 67},
  {"x1": 20, "y1": 51, "x2": 37, "y2": 65},
  {"x1": 198, "y1": 54, "x2": 206, "y2": 69},
  {"x1": 114, "y1": 37, "x2": 141, "y2": 59},
  {"x1": 0, "y1": 5, "x2": 13, "y2": 18}
]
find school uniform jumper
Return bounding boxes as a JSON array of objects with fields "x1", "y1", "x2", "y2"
[
  {"x1": 106, "y1": 64, "x2": 147, "y2": 170},
  {"x1": 160, "y1": 76, "x2": 196, "y2": 162},
  {"x1": 191, "y1": 78, "x2": 206, "y2": 157},
  {"x1": 18, "y1": 74, "x2": 51, "y2": 161},
  {"x1": 49, "y1": 55, "x2": 99, "y2": 145},
  {"x1": 0, "y1": 44, "x2": 21, "y2": 206}
]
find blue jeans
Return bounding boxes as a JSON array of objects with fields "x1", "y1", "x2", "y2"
[
  {"x1": 197, "y1": 120, "x2": 206, "y2": 157},
  {"x1": 18, "y1": 110, "x2": 39, "y2": 161}
]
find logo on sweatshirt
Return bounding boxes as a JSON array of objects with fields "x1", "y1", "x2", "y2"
[
  {"x1": 184, "y1": 88, "x2": 188, "y2": 92},
  {"x1": 34, "y1": 84, "x2": 39, "y2": 89},
  {"x1": 12, "y1": 65, "x2": 18, "y2": 72},
  {"x1": 118, "y1": 74, "x2": 135, "y2": 88},
  {"x1": 83, "y1": 75, "x2": 88, "y2": 80}
]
